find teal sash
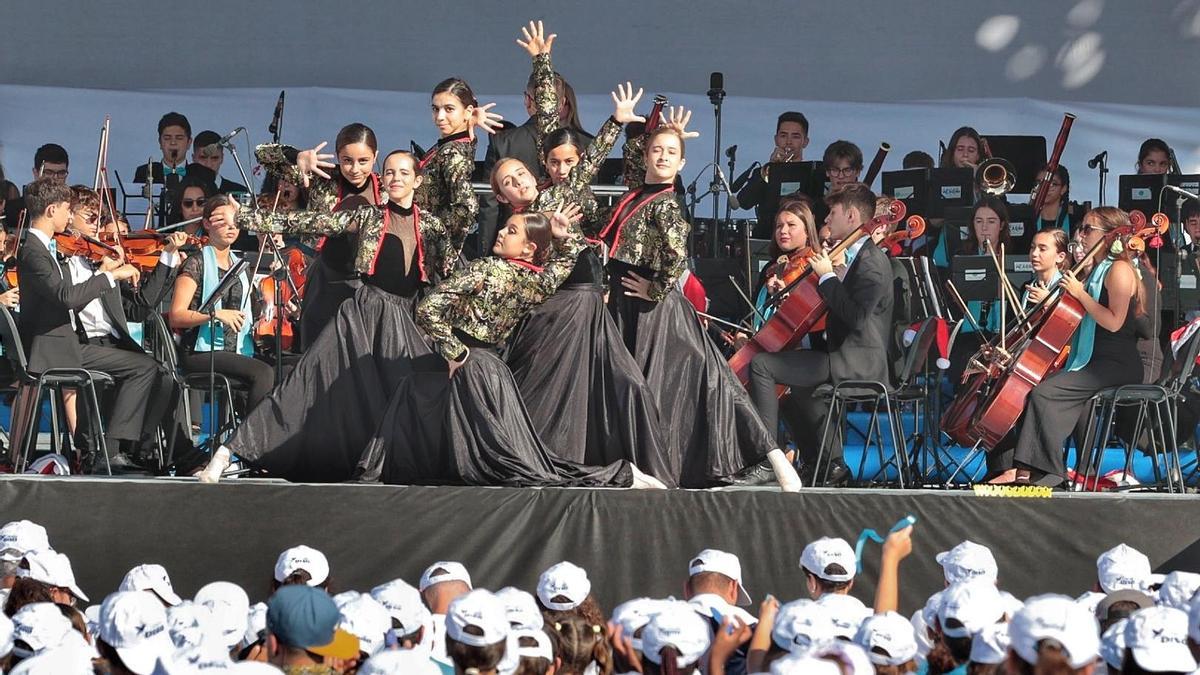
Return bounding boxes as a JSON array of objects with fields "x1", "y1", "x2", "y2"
[
  {"x1": 194, "y1": 246, "x2": 253, "y2": 356},
  {"x1": 1065, "y1": 259, "x2": 1113, "y2": 372}
]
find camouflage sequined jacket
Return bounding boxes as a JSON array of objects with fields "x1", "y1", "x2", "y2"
[
  {"x1": 413, "y1": 131, "x2": 478, "y2": 259},
  {"x1": 240, "y1": 144, "x2": 454, "y2": 281},
  {"x1": 417, "y1": 226, "x2": 585, "y2": 361}
]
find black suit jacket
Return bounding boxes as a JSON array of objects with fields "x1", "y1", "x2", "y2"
[
  {"x1": 94, "y1": 260, "x2": 175, "y2": 352},
  {"x1": 817, "y1": 241, "x2": 894, "y2": 384},
  {"x1": 16, "y1": 234, "x2": 112, "y2": 372}
]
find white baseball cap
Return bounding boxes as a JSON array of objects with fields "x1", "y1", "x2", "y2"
[
  {"x1": 935, "y1": 541, "x2": 998, "y2": 585},
  {"x1": 445, "y1": 589, "x2": 509, "y2": 648},
  {"x1": 333, "y1": 591, "x2": 362, "y2": 609},
  {"x1": 154, "y1": 641, "x2": 234, "y2": 673},
  {"x1": 241, "y1": 602, "x2": 268, "y2": 649},
  {"x1": 273, "y1": 545, "x2": 329, "y2": 586},
  {"x1": 1075, "y1": 591, "x2": 1105, "y2": 617},
  {"x1": 9, "y1": 642, "x2": 95, "y2": 675},
  {"x1": 418, "y1": 561, "x2": 472, "y2": 592},
  {"x1": 1096, "y1": 543, "x2": 1151, "y2": 593},
  {"x1": 1125, "y1": 606, "x2": 1197, "y2": 672},
  {"x1": 372, "y1": 579, "x2": 433, "y2": 635},
  {"x1": 772, "y1": 599, "x2": 836, "y2": 654},
  {"x1": 817, "y1": 593, "x2": 870, "y2": 640},
  {"x1": 769, "y1": 652, "x2": 842, "y2": 674},
  {"x1": 968, "y1": 623, "x2": 1010, "y2": 665},
  {"x1": 0, "y1": 521, "x2": 50, "y2": 562},
  {"x1": 1158, "y1": 571, "x2": 1200, "y2": 610},
  {"x1": 339, "y1": 595, "x2": 392, "y2": 657},
  {"x1": 1009, "y1": 594, "x2": 1100, "y2": 669},
  {"x1": 0, "y1": 612, "x2": 12, "y2": 658},
  {"x1": 800, "y1": 538, "x2": 857, "y2": 583},
  {"x1": 938, "y1": 580, "x2": 1004, "y2": 638},
  {"x1": 1100, "y1": 618, "x2": 1128, "y2": 670},
  {"x1": 99, "y1": 591, "x2": 176, "y2": 675},
  {"x1": 688, "y1": 549, "x2": 751, "y2": 606},
  {"x1": 121, "y1": 564, "x2": 183, "y2": 607},
  {"x1": 165, "y1": 601, "x2": 216, "y2": 651},
  {"x1": 495, "y1": 586, "x2": 544, "y2": 631},
  {"x1": 514, "y1": 627, "x2": 555, "y2": 661},
  {"x1": 640, "y1": 602, "x2": 713, "y2": 668},
  {"x1": 358, "y1": 649, "x2": 442, "y2": 675},
  {"x1": 537, "y1": 561, "x2": 592, "y2": 611},
  {"x1": 854, "y1": 611, "x2": 917, "y2": 666},
  {"x1": 18, "y1": 549, "x2": 88, "y2": 601},
  {"x1": 195, "y1": 581, "x2": 250, "y2": 649},
  {"x1": 11, "y1": 602, "x2": 75, "y2": 657},
  {"x1": 611, "y1": 598, "x2": 667, "y2": 651}
]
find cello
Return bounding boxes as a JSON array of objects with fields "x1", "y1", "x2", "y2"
[
  {"x1": 727, "y1": 199, "x2": 912, "y2": 386},
  {"x1": 942, "y1": 210, "x2": 1169, "y2": 450}
]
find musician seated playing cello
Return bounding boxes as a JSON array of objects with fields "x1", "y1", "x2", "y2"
[
  {"x1": 988, "y1": 209, "x2": 1145, "y2": 486},
  {"x1": 748, "y1": 183, "x2": 894, "y2": 486}
]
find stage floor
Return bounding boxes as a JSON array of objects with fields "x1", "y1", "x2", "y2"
[{"x1": 2, "y1": 476, "x2": 1198, "y2": 614}]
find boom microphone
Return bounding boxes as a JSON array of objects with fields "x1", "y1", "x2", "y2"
[
  {"x1": 218, "y1": 127, "x2": 246, "y2": 147},
  {"x1": 716, "y1": 166, "x2": 740, "y2": 210},
  {"x1": 1087, "y1": 150, "x2": 1107, "y2": 170}
]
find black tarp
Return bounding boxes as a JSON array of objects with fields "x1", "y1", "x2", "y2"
[{"x1": 2, "y1": 477, "x2": 1198, "y2": 614}]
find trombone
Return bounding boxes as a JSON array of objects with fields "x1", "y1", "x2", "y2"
[{"x1": 975, "y1": 157, "x2": 1016, "y2": 197}]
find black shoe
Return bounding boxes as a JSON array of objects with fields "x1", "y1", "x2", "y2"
[
  {"x1": 725, "y1": 458, "x2": 778, "y2": 487},
  {"x1": 820, "y1": 458, "x2": 851, "y2": 487},
  {"x1": 82, "y1": 451, "x2": 148, "y2": 476}
]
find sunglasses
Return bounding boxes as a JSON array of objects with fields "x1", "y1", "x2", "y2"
[{"x1": 182, "y1": 198, "x2": 207, "y2": 208}]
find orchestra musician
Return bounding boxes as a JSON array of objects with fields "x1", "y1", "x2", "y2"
[
  {"x1": 733, "y1": 111, "x2": 811, "y2": 237},
  {"x1": 1035, "y1": 165, "x2": 1072, "y2": 232},
  {"x1": 1135, "y1": 138, "x2": 1172, "y2": 175},
  {"x1": 946, "y1": 196, "x2": 1012, "y2": 387}
]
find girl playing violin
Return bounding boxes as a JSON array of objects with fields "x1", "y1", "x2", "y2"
[
  {"x1": 756, "y1": 197, "x2": 821, "y2": 329},
  {"x1": 995, "y1": 208, "x2": 1145, "y2": 486}
]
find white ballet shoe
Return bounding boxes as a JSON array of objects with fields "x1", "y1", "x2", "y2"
[
  {"x1": 767, "y1": 449, "x2": 803, "y2": 493},
  {"x1": 198, "y1": 447, "x2": 232, "y2": 484},
  {"x1": 630, "y1": 464, "x2": 668, "y2": 490}
]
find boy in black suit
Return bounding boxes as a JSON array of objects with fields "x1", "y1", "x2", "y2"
[
  {"x1": 748, "y1": 183, "x2": 893, "y2": 485},
  {"x1": 17, "y1": 179, "x2": 150, "y2": 472}
]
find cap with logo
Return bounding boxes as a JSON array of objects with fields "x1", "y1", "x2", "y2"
[
  {"x1": 537, "y1": 561, "x2": 592, "y2": 612},
  {"x1": 445, "y1": 589, "x2": 509, "y2": 648},
  {"x1": 1009, "y1": 594, "x2": 1100, "y2": 670},
  {"x1": 99, "y1": 591, "x2": 177, "y2": 675},
  {"x1": 611, "y1": 598, "x2": 668, "y2": 652},
  {"x1": 800, "y1": 538, "x2": 857, "y2": 583},
  {"x1": 495, "y1": 586, "x2": 544, "y2": 631},
  {"x1": 938, "y1": 580, "x2": 1004, "y2": 639},
  {"x1": 935, "y1": 541, "x2": 998, "y2": 585},
  {"x1": 266, "y1": 585, "x2": 360, "y2": 659},
  {"x1": 688, "y1": 549, "x2": 751, "y2": 606},
  {"x1": 11, "y1": 602, "x2": 75, "y2": 658},
  {"x1": 1124, "y1": 606, "x2": 1198, "y2": 673},
  {"x1": 1096, "y1": 543, "x2": 1151, "y2": 594},
  {"x1": 418, "y1": 561, "x2": 472, "y2": 592},
  {"x1": 194, "y1": 581, "x2": 250, "y2": 649},
  {"x1": 0, "y1": 521, "x2": 50, "y2": 562},
  {"x1": 273, "y1": 545, "x2": 330, "y2": 586},
  {"x1": 338, "y1": 595, "x2": 392, "y2": 657},
  {"x1": 17, "y1": 549, "x2": 88, "y2": 602},
  {"x1": 165, "y1": 601, "x2": 216, "y2": 651},
  {"x1": 772, "y1": 599, "x2": 836, "y2": 654},
  {"x1": 372, "y1": 578, "x2": 433, "y2": 636},
  {"x1": 640, "y1": 602, "x2": 713, "y2": 668},
  {"x1": 854, "y1": 611, "x2": 917, "y2": 666},
  {"x1": 968, "y1": 623, "x2": 1010, "y2": 665},
  {"x1": 120, "y1": 564, "x2": 183, "y2": 607}
]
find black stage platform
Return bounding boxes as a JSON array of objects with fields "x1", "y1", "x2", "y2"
[{"x1": 2, "y1": 477, "x2": 1198, "y2": 613}]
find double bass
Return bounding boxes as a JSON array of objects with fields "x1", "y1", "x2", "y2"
[
  {"x1": 727, "y1": 200, "x2": 914, "y2": 386},
  {"x1": 942, "y1": 210, "x2": 1169, "y2": 449}
]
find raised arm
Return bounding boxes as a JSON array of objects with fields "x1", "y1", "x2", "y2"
[
  {"x1": 518, "y1": 20, "x2": 560, "y2": 161},
  {"x1": 237, "y1": 203, "x2": 381, "y2": 238},
  {"x1": 565, "y1": 83, "x2": 644, "y2": 193}
]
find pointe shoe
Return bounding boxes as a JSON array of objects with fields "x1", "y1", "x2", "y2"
[
  {"x1": 630, "y1": 464, "x2": 668, "y2": 490},
  {"x1": 767, "y1": 449, "x2": 803, "y2": 493},
  {"x1": 198, "y1": 447, "x2": 232, "y2": 484}
]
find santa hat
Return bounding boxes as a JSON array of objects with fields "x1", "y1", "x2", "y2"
[{"x1": 905, "y1": 318, "x2": 951, "y2": 370}]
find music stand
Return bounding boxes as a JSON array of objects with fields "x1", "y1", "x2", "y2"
[
  {"x1": 980, "y1": 135, "x2": 1047, "y2": 194},
  {"x1": 197, "y1": 259, "x2": 249, "y2": 458},
  {"x1": 1118, "y1": 174, "x2": 1166, "y2": 214},
  {"x1": 929, "y1": 168, "x2": 973, "y2": 218},
  {"x1": 763, "y1": 161, "x2": 822, "y2": 214},
  {"x1": 882, "y1": 168, "x2": 931, "y2": 218},
  {"x1": 950, "y1": 255, "x2": 1002, "y2": 303}
]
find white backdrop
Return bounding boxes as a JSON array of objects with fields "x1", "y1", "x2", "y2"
[{"x1": 2, "y1": 84, "x2": 1199, "y2": 216}]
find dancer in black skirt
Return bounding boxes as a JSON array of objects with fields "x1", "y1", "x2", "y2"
[
  {"x1": 491, "y1": 22, "x2": 673, "y2": 483},
  {"x1": 199, "y1": 150, "x2": 456, "y2": 482},
  {"x1": 1009, "y1": 207, "x2": 1144, "y2": 486},
  {"x1": 367, "y1": 207, "x2": 664, "y2": 488},
  {"x1": 605, "y1": 110, "x2": 802, "y2": 490},
  {"x1": 247, "y1": 123, "x2": 385, "y2": 351}
]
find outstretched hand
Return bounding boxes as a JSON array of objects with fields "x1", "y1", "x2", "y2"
[
  {"x1": 662, "y1": 106, "x2": 700, "y2": 140},
  {"x1": 296, "y1": 142, "x2": 335, "y2": 187},
  {"x1": 468, "y1": 103, "x2": 505, "y2": 141},
  {"x1": 517, "y1": 20, "x2": 556, "y2": 57},
  {"x1": 549, "y1": 202, "x2": 583, "y2": 238},
  {"x1": 612, "y1": 82, "x2": 646, "y2": 124}
]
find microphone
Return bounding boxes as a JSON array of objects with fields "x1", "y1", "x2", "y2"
[
  {"x1": 1163, "y1": 184, "x2": 1200, "y2": 202},
  {"x1": 707, "y1": 72, "x2": 725, "y2": 105},
  {"x1": 725, "y1": 144, "x2": 738, "y2": 161},
  {"x1": 938, "y1": 140, "x2": 947, "y2": 159},
  {"x1": 217, "y1": 127, "x2": 246, "y2": 147},
  {"x1": 268, "y1": 91, "x2": 285, "y2": 139},
  {"x1": 1087, "y1": 150, "x2": 1107, "y2": 169},
  {"x1": 716, "y1": 166, "x2": 740, "y2": 210},
  {"x1": 730, "y1": 162, "x2": 761, "y2": 193}
]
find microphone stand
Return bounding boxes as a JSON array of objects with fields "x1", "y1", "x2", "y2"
[
  {"x1": 707, "y1": 81, "x2": 726, "y2": 260},
  {"x1": 727, "y1": 146, "x2": 752, "y2": 294},
  {"x1": 1094, "y1": 153, "x2": 1108, "y2": 206}
]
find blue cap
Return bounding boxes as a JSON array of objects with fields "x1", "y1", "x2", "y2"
[{"x1": 266, "y1": 585, "x2": 359, "y2": 658}]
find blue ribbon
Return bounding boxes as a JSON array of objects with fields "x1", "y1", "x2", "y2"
[{"x1": 853, "y1": 515, "x2": 917, "y2": 573}]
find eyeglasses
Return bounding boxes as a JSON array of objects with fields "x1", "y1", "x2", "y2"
[
  {"x1": 40, "y1": 169, "x2": 68, "y2": 179},
  {"x1": 182, "y1": 198, "x2": 206, "y2": 208},
  {"x1": 1079, "y1": 224, "x2": 1102, "y2": 235},
  {"x1": 827, "y1": 166, "x2": 858, "y2": 177}
]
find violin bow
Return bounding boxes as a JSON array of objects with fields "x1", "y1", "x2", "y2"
[
  {"x1": 726, "y1": 275, "x2": 768, "y2": 325},
  {"x1": 982, "y1": 240, "x2": 1026, "y2": 324}
]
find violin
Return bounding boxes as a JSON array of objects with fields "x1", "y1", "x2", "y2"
[
  {"x1": 253, "y1": 246, "x2": 308, "y2": 352},
  {"x1": 727, "y1": 200, "x2": 911, "y2": 387},
  {"x1": 99, "y1": 231, "x2": 204, "y2": 272},
  {"x1": 54, "y1": 231, "x2": 122, "y2": 265},
  {"x1": 942, "y1": 210, "x2": 1169, "y2": 450}
]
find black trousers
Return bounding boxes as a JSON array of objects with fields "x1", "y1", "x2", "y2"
[
  {"x1": 78, "y1": 341, "x2": 165, "y2": 442},
  {"x1": 181, "y1": 351, "x2": 276, "y2": 412},
  {"x1": 749, "y1": 350, "x2": 840, "y2": 463}
]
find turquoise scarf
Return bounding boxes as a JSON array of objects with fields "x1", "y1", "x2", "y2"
[
  {"x1": 194, "y1": 246, "x2": 253, "y2": 356},
  {"x1": 1065, "y1": 259, "x2": 1113, "y2": 372}
]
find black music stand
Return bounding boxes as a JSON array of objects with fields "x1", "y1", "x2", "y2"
[
  {"x1": 950, "y1": 255, "x2": 1003, "y2": 303},
  {"x1": 197, "y1": 259, "x2": 249, "y2": 457},
  {"x1": 762, "y1": 161, "x2": 822, "y2": 213},
  {"x1": 1119, "y1": 174, "x2": 1166, "y2": 215},
  {"x1": 882, "y1": 168, "x2": 931, "y2": 218},
  {"x1": 980, "y1": 135, "x2": 1047, "y2": 194}
]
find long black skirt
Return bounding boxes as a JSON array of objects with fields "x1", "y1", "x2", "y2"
[
  {"x1": 608, "y1": 279, "x2": 775, "y2": 487},
  {"x1": 361, "y1": 347, "x2": 634, "y2": 488},
  {"x1": 299, "y1": 258, "x2": 362, "y2": 352},
  {"x1": 506, "y1": 284, "x2": 676, "y2": 486},
  {"x1": 227, "y1": 284, "x2": 442, "y2": 482}
]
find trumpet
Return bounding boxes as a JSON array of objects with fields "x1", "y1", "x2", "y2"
[{"x1": 976, "y1": 157, "x2": 1016, "y2": 196}]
